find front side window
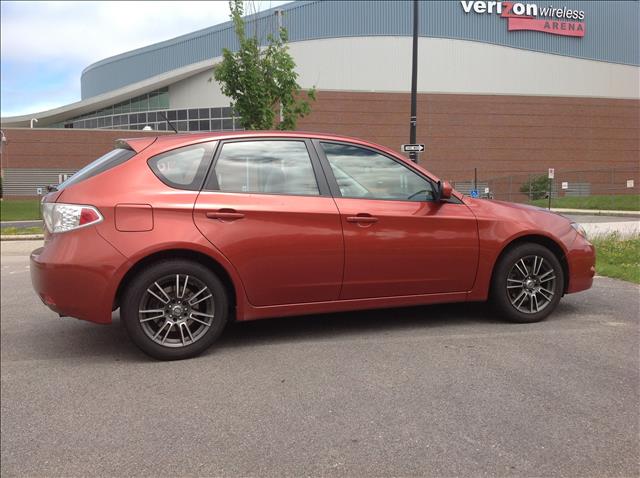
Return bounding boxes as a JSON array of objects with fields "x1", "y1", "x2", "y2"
[
  {"x1": 213, "y1": 140, "x2": 319, "y2": 196},
  {"x1": 148, "y1": 143, "x2": 215, "y2": 190},
  {"x1": 321, "y1": 142, "x2": 435, "y2": 201}
]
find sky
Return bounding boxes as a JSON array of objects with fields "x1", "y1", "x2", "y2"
[{"x1": 0, "y1": 0, "x2": 290, "y2": 118}]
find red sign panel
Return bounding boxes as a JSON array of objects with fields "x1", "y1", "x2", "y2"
[{"x1": 507, "y1": 17, "x2": 586, "y2": 37}]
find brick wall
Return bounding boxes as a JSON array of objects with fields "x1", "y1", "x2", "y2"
[
  {"x1": 297, "y1": 91, "x2": 640, "y2": 185},
  {"x1": 0, "y1": 128, "x2": 171, "y2": 170},
  {"x1": 0, "y1": 128, "x2": 173, "y2": 197},
  {"x1": 2, "y1": 91, "x2": 638, "y2": 197}
]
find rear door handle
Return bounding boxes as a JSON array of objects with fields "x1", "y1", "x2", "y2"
[
  {"x1": 346, "y1": 214, "x2": 378, "y2": 224},
  {"x1": 205, "y1": 209, "x2": 245, "y2": 221}
]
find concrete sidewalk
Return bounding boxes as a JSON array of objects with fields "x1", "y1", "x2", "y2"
[
  {"x1": 580, "y1": 220, "x2": 639, "y2": 238},
  {"x1": 0, "y1": 220, "x2": 43, "y2": 230}
]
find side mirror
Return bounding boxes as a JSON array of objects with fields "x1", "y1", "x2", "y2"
[{"x1": 437, "y1": 180, "x2": 453, "y2": 201}]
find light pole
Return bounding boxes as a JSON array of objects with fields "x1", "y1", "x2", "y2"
[{"x1": 408, "y1": 0, "x2": 419, "y2": 162}]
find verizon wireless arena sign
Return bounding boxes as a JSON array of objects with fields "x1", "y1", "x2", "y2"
[{"x1": 461, "y1": 1, "x2": 586, "y2": 37}]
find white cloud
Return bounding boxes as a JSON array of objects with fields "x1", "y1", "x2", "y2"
[{"x1": 1, "y1": 0, "x2": 291, "y2": 116}]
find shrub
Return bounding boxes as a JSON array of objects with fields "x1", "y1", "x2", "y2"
[{"x1": 520, "y1": 175, "x2": 549, "y2": 200}]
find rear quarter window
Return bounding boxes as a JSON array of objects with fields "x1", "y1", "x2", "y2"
[{"x1": 147, "y1": 142, "x2": 217, "y2": 190}]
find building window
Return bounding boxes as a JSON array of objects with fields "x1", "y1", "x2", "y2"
[
  {"x1": 54, "y1": 85, "x2": 241, "y2": 132},
  {"x1": 158, "y1": 89, "x2": 169, "y2": 109}
]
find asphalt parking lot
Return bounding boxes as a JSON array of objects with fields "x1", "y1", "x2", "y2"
[{"x1": 1, "y1": 240, "x2": 638, "y2": 477}]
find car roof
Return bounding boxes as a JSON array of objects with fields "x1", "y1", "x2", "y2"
[{"x1": 123, "y1": 130, "x2": 395, "y2": 156}]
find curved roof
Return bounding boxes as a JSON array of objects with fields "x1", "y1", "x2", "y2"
[{"x1": 81, "y1": 0, "x2": 640, "y2": 99}]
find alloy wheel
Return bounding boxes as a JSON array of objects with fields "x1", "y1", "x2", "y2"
[
  {"x1": 506, "y1": 255, "x2": 557, "y2": 314},
  {"x1": 138, "y1": 274, "x2": 216, "y2": 348}
]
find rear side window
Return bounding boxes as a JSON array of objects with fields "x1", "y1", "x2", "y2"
[
  {"x1": 58, "y1": 148, "x2": 136, "y2": 190},
  {"x1": 212, "y1": 140, "x2": 319, "y2": 196},
  {"x1": 148, "y1": 142, "x2": 216, "y2": 190}
]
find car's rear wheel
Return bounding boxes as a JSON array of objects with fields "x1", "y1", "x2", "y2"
[
  {"x1": 121, "y1": 259, "x2": 228, "y2": 360},
  {"x1": 491, "y1": 243, "x2": 564, "y2": 323}
]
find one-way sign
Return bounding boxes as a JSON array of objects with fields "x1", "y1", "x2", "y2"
[{"x1": 401, "y1": 144, "x2": 425, "y2": 153}]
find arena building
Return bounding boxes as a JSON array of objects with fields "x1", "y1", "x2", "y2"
[{"x1": 1, "y1": 0, "x2": 638, "y2": 198}]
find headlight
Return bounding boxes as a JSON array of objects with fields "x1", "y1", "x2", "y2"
[
  {"x1": 571, "y1": 222, "x2": 587, "y2": 239},
  {"x1": 41, "y1": 203, "x2": 103, "y2": 233}
]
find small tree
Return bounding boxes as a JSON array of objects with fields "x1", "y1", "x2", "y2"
[
  {"x1": 213, "y1": 0, "x2": 315, "y2": 130},
  {"x1": 520, "y1": 174, "x2": 549, "y2": 200}
]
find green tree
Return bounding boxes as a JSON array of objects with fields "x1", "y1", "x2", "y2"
[{"x1": 213, "y1": 0, "x2": 315, "y2": 130}]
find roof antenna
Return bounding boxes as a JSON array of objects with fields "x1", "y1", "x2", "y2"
[{"x1": 158, "y1": 111, "x2": 178, "y2": 133}]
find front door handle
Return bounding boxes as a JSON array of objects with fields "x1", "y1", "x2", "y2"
[
  {"x1": 205, "y1": 209, "x2": 245, "y2": 221},
  {"x1": 346, "y1": 214, "x2": 378, "y2": 224}
]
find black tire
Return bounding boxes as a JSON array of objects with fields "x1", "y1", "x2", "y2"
[
  {"x1": 490, "y1": 243, "x2": 564, "y2": 323},
  {"x1": 121, "y1": 259, "x2": 229, "y2": 360}
]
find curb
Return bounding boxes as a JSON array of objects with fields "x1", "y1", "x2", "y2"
[
  {"x1": 551, "y1": 208, "x2": 640, "y2": 218},
  {"x1": 1, "y1": 234, "x2": 44, "y2": 241},
  {"x1": 0, "y1": 220, "x2": 43, "y2": 225}
]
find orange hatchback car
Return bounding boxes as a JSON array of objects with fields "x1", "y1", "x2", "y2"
[{"x1": 31, "y1": 131, "x2": 595, "y2": 359}]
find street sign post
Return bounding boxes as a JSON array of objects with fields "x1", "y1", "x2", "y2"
[
  {"x1": 401, "y1": 144, "x2": 425, "y2": 153},
  {"x1": 547, "y1": 168, "x2": 554, "y2": 210}
]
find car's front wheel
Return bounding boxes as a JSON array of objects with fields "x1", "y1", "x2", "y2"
[
  {"x1": 121, "y1": 259, "x2": 229, "y2": 360},
  {"x1": 491, "y1": 243, "x2": 564, "y2": 323}
]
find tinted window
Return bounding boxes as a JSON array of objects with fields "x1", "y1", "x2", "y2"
[
  {"x1": 321, "y1": 143, "x2": 435, "y2": 201},
  {"x1": 214, "y1": 141, "x2": 319, "y2": 196},
  {"x1": 148, "y1": 143, "x2": 215, "y2": 190},
  {"x1": 58, "y1": 148, "x2": 136, "y2": 190}
]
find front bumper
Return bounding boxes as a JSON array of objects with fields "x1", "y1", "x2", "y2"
[
  {"x1": 30, "y1": 227, "x2": 128, "y2": 324},
  {"x1": 565, "y1": 234, "x2": 596, "y2": 294}
]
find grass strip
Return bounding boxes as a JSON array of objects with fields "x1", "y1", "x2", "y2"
[
  {"x1": 591, "y1": 233, "x2": 640, "y2": 284},
  {"x1": 531, "y1": 195, "x2": 640, "y2": 211},
  {"x1": 0, "y1": 200, "x2": 42, "y2": 221}
]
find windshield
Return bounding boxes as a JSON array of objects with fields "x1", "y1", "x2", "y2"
[{"x1": 58, "y1": 148, "x2": 136, "y2": 190}]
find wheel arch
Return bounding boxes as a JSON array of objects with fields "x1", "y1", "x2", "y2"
[
  {"x1": 491, "y1": 234, "x2": 569, "y2": 295},
  {"x1": 114, "y1": 249, "x2": 239, "y2": 319}
]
